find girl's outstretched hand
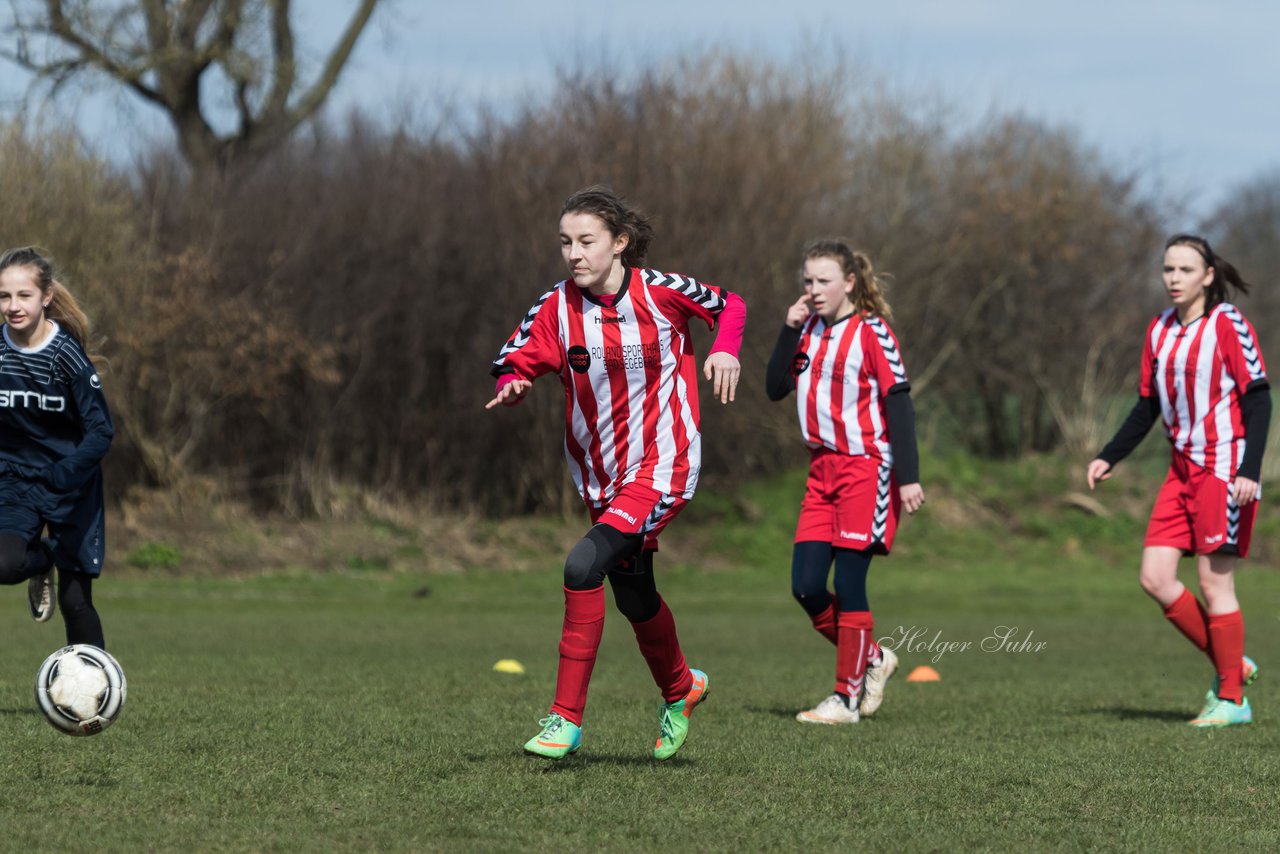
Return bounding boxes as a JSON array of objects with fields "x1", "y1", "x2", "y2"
[{"x1": 485, "y1": 378, "x2": 532, "y2": 410}]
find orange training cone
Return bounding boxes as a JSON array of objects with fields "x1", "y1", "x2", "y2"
[{"x1": 906, "y1": 665, "x2": 940, "y2": 682}]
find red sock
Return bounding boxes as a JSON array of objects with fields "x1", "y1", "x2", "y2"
[
  {"x1": 631, "y1": 597, "x2": 693, "y2": 702},
  {"x1": 835, "y1": 611, "x2": 874, "y2": 700},
  {"x1": 1162, "y1": 588, "x2": 1214, "y2": 663},
  {"x1": 1207, "y1": 610, "x2": 1245, "y2": 703},
  {"x1": 810, "y1": 599, "x2": 837, "y2": 645},
  {"x1": 549, "y1": 586, "x2": 606, "y2": 725}
]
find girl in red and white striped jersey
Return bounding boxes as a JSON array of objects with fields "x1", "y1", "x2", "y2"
[
  {"x1": 1088, "y1": 234, "x2": 1271, "y2": 728},
  {"x1": 486, "y1": 186, "x2": 744, "y2": 760},
  {"x1": 765, "y1": 240, "x2": 924, "y2": 725}
]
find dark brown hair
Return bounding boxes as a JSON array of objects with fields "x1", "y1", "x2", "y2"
[
  {"x1": 561, "y1": 185, "x2": 654, "y2": 268},
  {"x1": 1164, "y1": 233, "x2": 1252, "y2": 310}
]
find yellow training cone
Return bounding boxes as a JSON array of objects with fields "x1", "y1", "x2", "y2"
[
  {"x1": 493, "y1": 659, "x2": 526, "y2": 675},
  {"x1": 906, "y1": 665, "x2": 940, "y2": 682}
]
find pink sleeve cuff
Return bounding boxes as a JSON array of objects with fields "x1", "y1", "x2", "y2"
[
  {"x1": 495, "y1": 372, "x2": 525, "y2": 406},
  {"x1": 709, "y1": 292, "x2": 746, "y2": 358}
]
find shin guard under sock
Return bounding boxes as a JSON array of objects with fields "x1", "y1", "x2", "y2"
[
  {"x1": 1207, "y1": 610, "x2": 1245, "y2": 704},
  {"x1": 630, "y1": 597, "x2": 693, "y2": 702},
  {"x1": 549, "y1": 586, "x2": 606, "y2": 725},
  {"x1": 835, "y1": 610, "x2": 874, "y2": 700}
]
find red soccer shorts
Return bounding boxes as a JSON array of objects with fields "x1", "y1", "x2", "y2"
[
  {"x1": 794, "y1": 448, "x2": 900, "y2": 554},
  {"x1": 1145, "y1": 454, "x2": 1257, "y2": 557},
  {"x1": 589, "y1": 481, "x2": 689, "y2": 551}
]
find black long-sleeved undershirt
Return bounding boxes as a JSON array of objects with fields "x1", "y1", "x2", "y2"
[
  {"x1": 1097, "y1": 381, "x2": 1272, "y2": 481},
  {"x1": 765, "y1": 323, "x2": 921, "y2": 484}
]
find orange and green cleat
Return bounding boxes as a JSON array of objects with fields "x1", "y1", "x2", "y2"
[
  {"x1": 653, "y1": 668, "x2": 710, "y2": 761},
  {"x1": 1190, "y1": 696, "x2": 1253, "y2": 728},
  {"x1": 523, "y1": 713, "x2": 581, "y2": 759},
  {"x1": 1199, "y1": 656, "x2": 1260, "y2": 718}
]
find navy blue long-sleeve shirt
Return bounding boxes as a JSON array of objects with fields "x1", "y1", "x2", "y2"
[{"x1": 0, "y1": 323, "x2": 113, "y2": 494}]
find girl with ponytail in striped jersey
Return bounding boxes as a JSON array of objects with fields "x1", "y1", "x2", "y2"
[
  {"x1": 486, "y1": 186, "x2": 745, "y2": 760},
  {"x1": 0, "y1": 247, "x2": 113, "y2": 649},
  {"x1": 765, "y1": 241, "x2": 924, "y2": 725},
  {"x1": 1088, "y1": 234, "x2": 1271, "y2": 728}
]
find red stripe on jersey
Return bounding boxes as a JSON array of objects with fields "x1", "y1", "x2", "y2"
[
  {"x1": 667, "y1": 336, "x2": 697, "y2": 496},
  {"x1": 828, "y1": 320, "x2": 859, "y2": 455},
  {"x1": 1179, "y1": 319, "x2": 1206, "y2": 457},
  {"x1": 601, "y1": 300, "x2": 633, "y2": 478},
  {"x1": 804, "y1": 318, "x2": 832, "y2": 446},
  {"x1": 564, "y1": 286, "x2": 608, "y2": 496},
  {"x1": 630, "y1": 285, "x2": 666, "y2": 489}
]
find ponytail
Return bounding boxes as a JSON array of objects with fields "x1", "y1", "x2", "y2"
[
  {"x1": 1164, "y1": 233, "x2": 1253, "y2": 310},
  {"x1": 46, "y1": 280, "x2": 92, "y2": 349},
  {"x1": 803, "y1": 240, "x2": 893, "y2": 320}
]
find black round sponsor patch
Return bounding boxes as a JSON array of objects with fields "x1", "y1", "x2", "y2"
[
  {"x1": 567, "y1": 345, "x2": 592, "y2": 374},
  {"x1": 792, "y1": 352, "x2": 811, "y2": 376}
]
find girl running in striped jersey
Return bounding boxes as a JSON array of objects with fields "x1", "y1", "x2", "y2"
[
  {"x1": 765, "y1": 240, "x2": 924, "y2": 724},
  {"x1": 487, "y1": 186, "x2": 745, "y2": 759},
  {"x1": 1088, "y1": 234, "x2": 1270, "y2": 727}
]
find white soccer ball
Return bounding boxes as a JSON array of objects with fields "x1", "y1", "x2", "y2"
[{"x1": 34, "y1": 644, "x2": 127, "y2": 736}]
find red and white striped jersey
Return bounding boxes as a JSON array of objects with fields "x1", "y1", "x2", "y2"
[
  {"x1": 1139, "y1": 303, "x2": 1268, "y2": 481},
  {"x1": 792, "y1": 313, "x2": 908, "y2": 460},
  {"x1": 492, "y1": 267, "x2": 734, "y2": 503}
]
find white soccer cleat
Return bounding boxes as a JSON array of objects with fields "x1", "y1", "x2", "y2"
[
  {"x1": 796, "y1": 693, "x2": 859, "y2": 725},
  {"x1": 27, "y1": 569, "x2": 55, "y2": 623},
  {"x1": 859, "y1": 645, "x2": 898, "y2": 716}
]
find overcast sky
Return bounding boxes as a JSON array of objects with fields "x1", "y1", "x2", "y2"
[{"x1": 3, "y1": 1, "x2": 1277, "y2": 215}]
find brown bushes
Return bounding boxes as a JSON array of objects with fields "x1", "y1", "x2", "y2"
[{"x1": 6, "y1": 52, "x2": 1265, "y2": 516}]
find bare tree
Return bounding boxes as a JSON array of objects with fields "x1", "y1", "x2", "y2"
[{"x1": 3, "y1": 0, "x2": 380, "y2": 177}]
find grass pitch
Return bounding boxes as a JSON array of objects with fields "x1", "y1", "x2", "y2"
[{"x1": 1, "y1": 456, "x2": 1278, "y2": 851}]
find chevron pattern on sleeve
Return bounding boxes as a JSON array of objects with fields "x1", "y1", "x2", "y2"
[
  {"x1": 493, "y1": 286, "x2": 558, "y2": 368},
  {"x1": 865, "y1": 317, "x2": 908, "y2": 384},
  {"x1": 1223, "y1": 305, "x2": 1267, "y2": 382},
  {"x1": 639, "y1": 269, "x2": 727, "y2": 314}
]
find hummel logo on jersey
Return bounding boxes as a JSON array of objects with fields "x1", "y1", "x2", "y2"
[
  {"x1": 606, "y1": 507, "x2": 638, "y2": 525},
  {"x1": 594, "y1": 314, "x2": 628, "y2": 325},
  {"x1": 839, "y1": 530, "x2": 870, "y2": 542},
  {"x1": 567, "y1": 345, "x2": 592, "y2": 374},
  {"x1": 0, "y1": 390, "x2": 65, "y2": 412},
  {"x1": 1205, "y1": 533, "x2": 1224, "y2": 545}
]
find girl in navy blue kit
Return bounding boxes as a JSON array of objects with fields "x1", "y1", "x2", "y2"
[{"x1": 0, "y1": 247, "x2": 113, "y2": 648}]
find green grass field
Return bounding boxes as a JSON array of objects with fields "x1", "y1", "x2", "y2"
[{"x1": 1, "y1": 455, "x2": 1278, "y2": 851}]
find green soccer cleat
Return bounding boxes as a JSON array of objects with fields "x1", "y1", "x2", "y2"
[
  {"x1": 653, "y1": 668, "x2": 710, "y2": 761},
  {"x1": 523, "y1": 713, "x2": 581, "y2": 759},
  {"x1": 1190, "y1": 696, "x2": 1253, "y2": 728},
  {"x1": 1201, "y1": 655, "x2": 1260, "y2": 717}
]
